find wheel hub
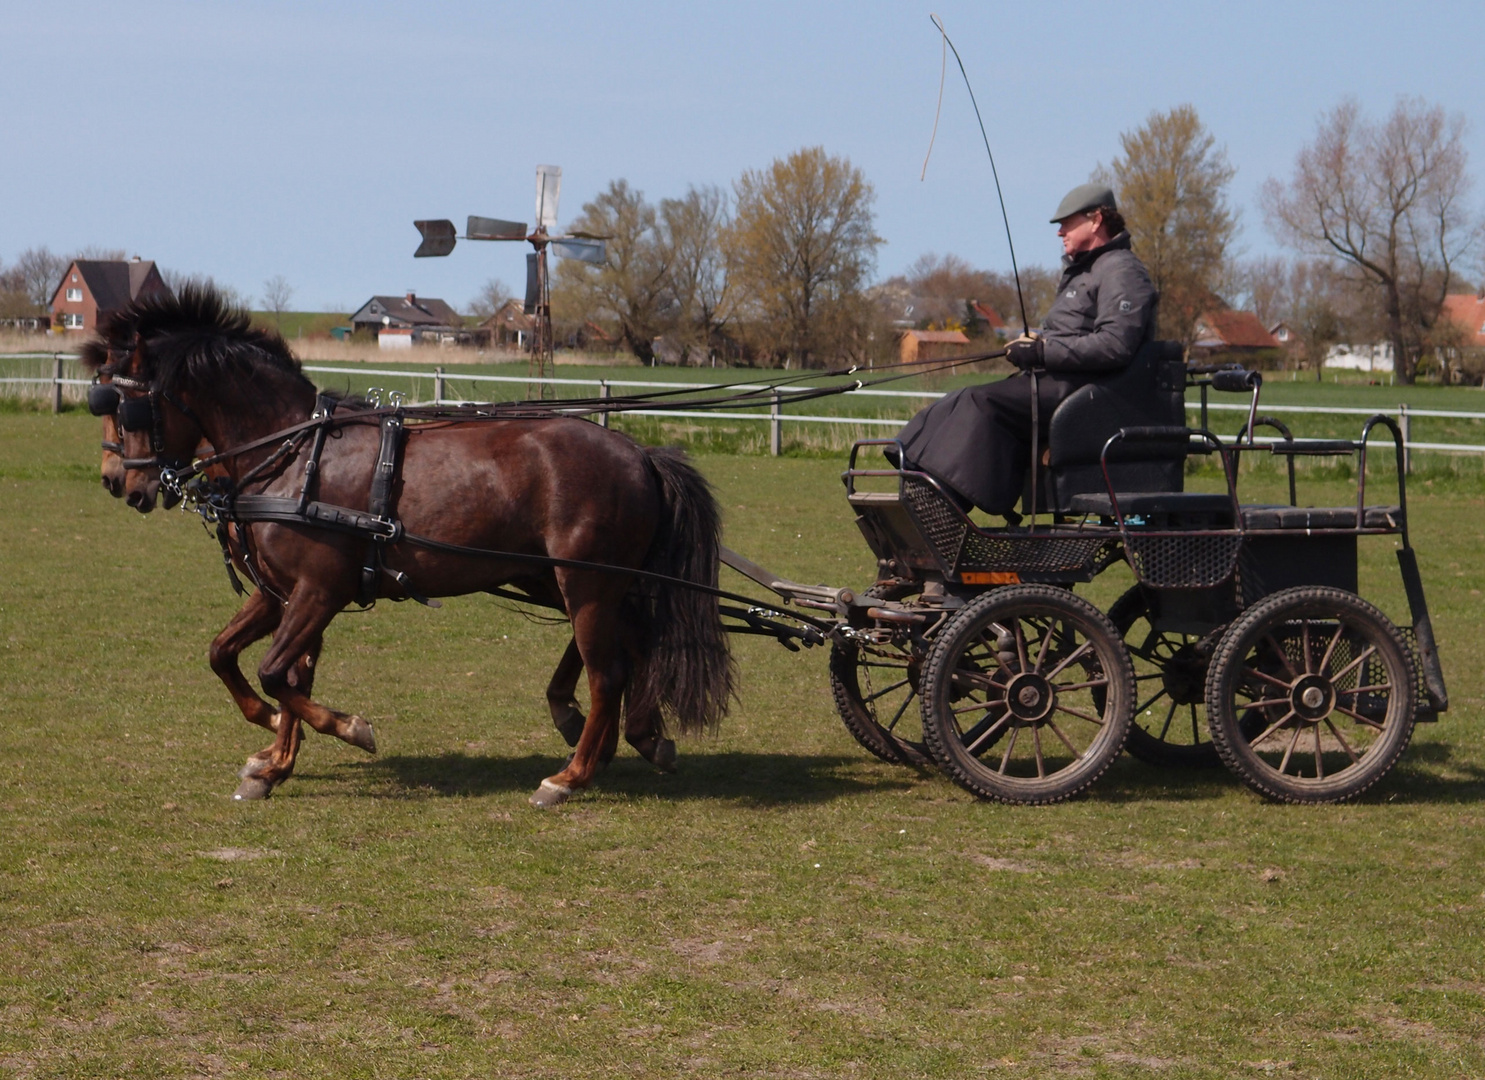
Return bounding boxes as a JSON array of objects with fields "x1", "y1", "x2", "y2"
[
  {"x1": 1290, "y1": 674, "x2": 1335, "y2": 722},
  {"x1": 1160, "y1": 642, "x2": 1208, "y2": 705},
  {"x1": 1006, "y1": 672, "x2": 1055, "y2": 722}
]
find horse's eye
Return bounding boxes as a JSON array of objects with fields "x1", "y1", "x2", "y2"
[{"x1": 87, "y1": 383, "x2": 121, "y2": 416}]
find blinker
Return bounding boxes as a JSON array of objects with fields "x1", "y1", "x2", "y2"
[
  {"x1": 87, "y1": 383, "x2": 121, "y2": 416},
  {"x1": 119, "y1": 395, "x2": 155, "y2": 433}
]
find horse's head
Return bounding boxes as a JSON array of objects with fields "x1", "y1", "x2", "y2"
[{"x1": 83, "y1": 312, "x2": 208, "y2": 514}]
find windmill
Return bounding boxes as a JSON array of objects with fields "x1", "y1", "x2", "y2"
[{"x1": 414, "y1": 165, "x2": 606, "y2": 398}]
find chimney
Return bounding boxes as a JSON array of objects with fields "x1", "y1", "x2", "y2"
[
  {"x1": 406, "y1": 291, "x2": 417, "y2": 305},
  {"x1": 131, "y1": 255, "x2": 141, "y2": 263}
]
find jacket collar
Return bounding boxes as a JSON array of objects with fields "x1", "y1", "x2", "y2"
[{"x1": 1060, "y1": 230, "x2": 1132, "y2": 274}]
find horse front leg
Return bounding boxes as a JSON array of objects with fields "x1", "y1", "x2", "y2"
[
  {"x1": 546, "y1": 638, "x2": 587, "y2": 747},
  {"x1": 234, "y1": 592, "x2": 371, "y2": 801},
  {"x1": 210, "y1": 590, "x2": 284, "y2": 733}
]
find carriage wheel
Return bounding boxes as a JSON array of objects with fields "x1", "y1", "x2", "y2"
[
  {"x1": 919, "y1": 584, "x2": 1134, "y2": 804},
  {"x1": 1110, "y1": 587, "x2": 1224, "y2": 768},
  {"x1": 1205, "y1": 587, "x2": 1417, "y2": 804},
  {"x1": 829, "y1": 585, "x2": 934, "y2": 769}
]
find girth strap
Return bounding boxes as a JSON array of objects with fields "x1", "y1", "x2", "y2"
[{"x1": 360, "y1": 411, "x2": 409, "y2": 606}]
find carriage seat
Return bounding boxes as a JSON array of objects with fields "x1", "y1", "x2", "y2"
[
  {"x1": 1032, "y1": 340, "x2": 1189, "y2": 514},
  {"x1": 1067, "y1": 492, "x2": 1404, "y2": 532}
]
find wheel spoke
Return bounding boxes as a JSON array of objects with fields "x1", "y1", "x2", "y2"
[
  {"x1": 1243, "y1": 697, "x2": 1293, "y2": 710},
  {"x1": 1014, "y1": 621, "x2": 1030, "y2": 672},
  {"x1": 1045, "y1": 718, "x2": 1084, "y2": 759},
  {"x1": 963, "y1": 710, "x2": 1013, "y2": 756},
  {"x1": 1277, "y1": 723, "x2": 1305, "y2": 774},
  {"x1": 1263, "y1": 634, "x2": 1301, "y2": 680},
  {"x1": 863, "y1": 677, "x2": 911, "y2": 704},
  {"x1": 1189, "y1": 703, "x2": 1201, "y2": 745},
  {"x1": 883, "y1": 690, "x2": 917, "y2": 733},
  {"x1": 1333, "y1": 704, "x2": 1385, "y2": 731},
  {"x1": 1329, "y1": 643, "x2": 1377, "y2": 684},
  {"x1": 1055, "y1": 677, "x2": 1109, "y2": 693},
  {"x1": 1241, "y1": 665, "x2": 1293, "y2": 691},
  {"x1": 1033, "y1": 725, "x2": 1046, "y2": 778},
  {"x1": 1044, "y1": 640, "x2": 1094, "y2": 681},
  {"x1": 1249, "y1": 710, "x2": 1298, "y2": 749},
  {"x1": 998, "y1": 724, "x2": 1022, "y2": 774},
  {"x1": 952, "y1": 697, "x2": 1000, "y2": 716},
  {"x1": 1135, "y1": 688, "x2": 1171, "y2": 716},
  {"x1": 1312, "y1": 723, "x2": 1325, "y2": 779},
  {"x1": 1302, "y1": 619, "x2": 1315, "y2": 675},
  {"x1": 1033, "y1": 617, "x2": 1054, "y2": 672},
  {"x1": 1156, "y1": 698, "x2": 1178, "y2": 741},
  {"x1": 1324, "y1": 717, "x2": 1361, "y2": 764},
  {"x1": 1318, "y1": 622, "x2": 1346, "y2": 673},
  {"x1": 1338, "y1": 683, "x2": 1392, "y2": 696},
  {"x1": 1053, "y1": 703, "x2": 1105, "y2": 727}
]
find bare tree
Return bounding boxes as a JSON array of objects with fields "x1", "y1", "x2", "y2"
[
  {"x1": 467, "y1": 277, "x2": 513, "y2": 320},
  {"x1": 660, "y1": 185, "x2": 732, "y2": 362},
  {"x1": 1098, "y1": 105, "x2": 1238, "y2": 344},
  {"x1": 552, "y1": 179, "x2": 676, "y2": 364},
  {"x1": 262, "y1": 275, "x2": 294, "y2": 329},
  {"x1": 1262, "y1": 97, "x2": 1482, "y2": 384},
  {"x1": 726, "y1": 147, "x2": 883, "y2": 368},
  {"x1": 14, "y1": 247, "x2": 69, "y2": 312},
  {"x1": 887, "y1": 252, "x2": 1059, "y2": 335}
]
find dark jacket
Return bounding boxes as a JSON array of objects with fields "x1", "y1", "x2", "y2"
[{"x1": 1040, "y1": 231, "x2": 1157, "y2": 373}]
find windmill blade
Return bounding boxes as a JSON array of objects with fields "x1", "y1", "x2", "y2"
[
  {"x1": 524, "y1": 253, "x2": 540, "y2": 314},
  {"x1": 467, "y1": 216, "x2": 528, "y2": 241},
  {"x1": 413, "y1": 219, "x2": 456, "y2": 258},
  {"x1": 564, "y1": 230, "x2": 612, "y2": 240},
  {"x1": 535, "y1": 165, "x2": 562, "y2": 230},
  {"x1": 551, "y1": 238, "x2": 606, "y2": 265}
]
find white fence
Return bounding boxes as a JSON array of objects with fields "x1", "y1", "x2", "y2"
[{"x1": 7, "y1": 353, "x2": 1485, "y2": 463}]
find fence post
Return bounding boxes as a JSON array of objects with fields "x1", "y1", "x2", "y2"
[
  {"x1": 433, "y1": 366, "x2": 445, "y2": 405},
  {"x1": 1399, "y1": 403, "x2": 1411, "y2": 475},
  {"x1": 52, "y1": 354, "x2": 64, "y2": 413},
  {"x1": 599, "y1": 381, "x2": 610, "y2": 428},
  {"x1": 770, "y1": 390, "x2": 782, "y2": 457}
]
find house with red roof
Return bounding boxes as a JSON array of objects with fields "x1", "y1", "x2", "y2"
[
  {"x1": 1441, "y1": 293, "x2": 1485, "y2": 348},
  {"x1": 50, "y1": 257, "x2": 170, "y2": 333},
  {"x1": 1190, "y1": 308, "x2": 1279, "y2": 359},
  {"x1": 898, "y1": 328, "x2": 970, "y2": 364}
]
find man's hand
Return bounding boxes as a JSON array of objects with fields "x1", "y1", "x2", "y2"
[{"x1": 1006, "y1": 333, "x2": 1044, "y2": 371}]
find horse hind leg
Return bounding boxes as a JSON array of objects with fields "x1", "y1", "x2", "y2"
[
  {"x1": 546, "y1": 638, "x2": 587, "y2": 748},
  {"x1": 623, "y1": 640, "x2": 675, "y2": 772}
]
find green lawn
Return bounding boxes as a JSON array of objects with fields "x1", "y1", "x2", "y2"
[{"x1": 1, "y1": 412, "x2": 1484, "y2": 1078}]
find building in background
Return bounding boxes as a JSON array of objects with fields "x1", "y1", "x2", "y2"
[
  {"x1": 49, "y1": 257, "x2": 170, "y2": 333},
  {"x1": 349, "y1": 292, "x2": 462, "y2": 348}
]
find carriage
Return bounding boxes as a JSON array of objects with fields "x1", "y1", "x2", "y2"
[
  {"x1": 720, "y1": 341, "x2": 1449, "y2": 805},
  {"x1": 88, "y1": 290, "x2": 1447, "y2": 807}
]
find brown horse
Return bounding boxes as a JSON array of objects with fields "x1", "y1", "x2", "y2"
[{"x1": 85, "y1": 285, "x2": 733, "y2": 807}]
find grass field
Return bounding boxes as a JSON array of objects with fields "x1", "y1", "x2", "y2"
[{"x1": 3, "y1": 411, "x2": 1485, "y2": 1078}]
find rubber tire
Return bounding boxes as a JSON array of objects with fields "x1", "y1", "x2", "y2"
[
  {"x1": 828, "y1": 585, "x2": 934, "y2": 769},
  {"x1": 1109, "y1": 587, "x2": 1224, "y2": 768},
  {"x1": 1205, "y1": 586, "x2": 1417, "y2": 804},
  {"x1": 919, "y1": 584, "x2": 1135, "y2": 805}
]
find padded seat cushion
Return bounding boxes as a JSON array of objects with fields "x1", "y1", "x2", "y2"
[{"x1": 1241, "y1": 505, "x2": 1404, "y2": 530}]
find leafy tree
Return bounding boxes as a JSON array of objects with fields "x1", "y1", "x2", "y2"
[
  {"x1": 552, "y1": 179, "x2": 675, "y2": 364},
  {"x1": 1262, "y1": 97, "x2": 1482, "y2": 384},
  {"x1": 1098, "y1": 105, "x2": 1238, "y2": 344},
  {"x1": 726, "y1": 147, "x2": 882, "y2": 368}
]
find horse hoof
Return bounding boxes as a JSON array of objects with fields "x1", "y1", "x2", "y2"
[
  {"x1": 238, "y1": 754, "x2": 273, "y2": 780},
  {"x1": 529, "y1": 778, "x2": 573, "y2": 809},
  {"x1": 553, "y1": 706, "x2": 585, "y2": 748},
  {"x1": 343, "y1": 715, "x2": 377, "y2": 754},
  {"x1": 651, "y1": 738, "x2": 677, "y2": 773},
  {"x1": 233, "y1": 776, "x2": 273, "y2": 801}
]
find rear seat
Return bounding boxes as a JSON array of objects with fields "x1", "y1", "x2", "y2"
[{"x1": 1068, "y1": 492, "x2": 1404, "y2": 531}]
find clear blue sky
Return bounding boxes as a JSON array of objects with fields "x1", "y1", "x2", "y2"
[{"x1": 3, "y1": 0, "x2": 1481, "y2": 312}]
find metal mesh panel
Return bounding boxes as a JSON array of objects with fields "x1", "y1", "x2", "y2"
[
  {"x1": 1268, "y1": 622, "x2": 1425, "y2": 711},
  {"x1": 1125, "y1": 534, "x2": 1241, "y2": 589},
  {"x1": 901, "y1": 476, "x2": 1116, "y2": 575}
]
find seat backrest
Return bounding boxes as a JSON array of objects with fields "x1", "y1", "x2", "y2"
[{"x1": 1036, "y1": 340, "x2": 1187, "y2": 512}]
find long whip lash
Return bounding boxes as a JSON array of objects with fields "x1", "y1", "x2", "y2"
[{"x1": 924, "y1": 13, "x2": 1030, "y2": 337}]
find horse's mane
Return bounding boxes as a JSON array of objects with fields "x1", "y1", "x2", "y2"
[{"x1": 79, "y1": 284, "x2": 313, "y2": 403}]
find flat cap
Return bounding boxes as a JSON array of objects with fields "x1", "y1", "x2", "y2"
[{"x1": 1050, "y1": 183, "x2": 1117, "y2": 223}]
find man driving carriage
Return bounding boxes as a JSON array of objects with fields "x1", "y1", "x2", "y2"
[{"x1": 895, "y1": 182, "x2": 1158, "y2": 518}]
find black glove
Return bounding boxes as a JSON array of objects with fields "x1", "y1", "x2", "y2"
[{"x1": 1006, "y1": 336, "x2": 1044, "y2": 371}]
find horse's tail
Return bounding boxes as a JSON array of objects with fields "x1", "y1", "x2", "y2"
[{"x1": 627, "y1": 446, "x2": 735, "y2": 735}]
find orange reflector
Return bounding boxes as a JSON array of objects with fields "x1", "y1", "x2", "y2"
[{"x1": 960, "y1": 571, "x2": 1020, "y2": 585}]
